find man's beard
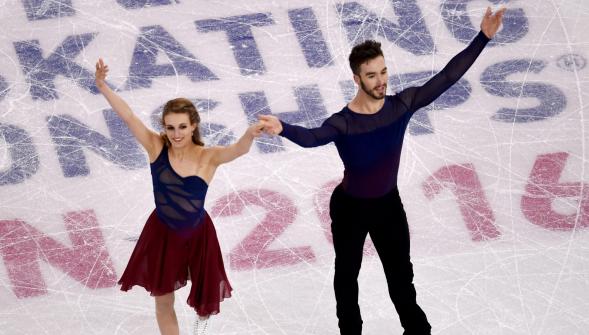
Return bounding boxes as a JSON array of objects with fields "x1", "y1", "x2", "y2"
[{"x1": 360, "y1": 79, "x2": 386, "y2": 100}]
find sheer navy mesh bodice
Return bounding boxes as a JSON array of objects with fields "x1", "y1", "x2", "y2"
[{"x1": 150, "y1": 148, "x2": 208, "y2": 231}]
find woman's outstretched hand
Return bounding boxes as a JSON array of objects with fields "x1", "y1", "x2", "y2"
[
  {"x1": 258, "y1": 114, "x2": 283, "y2": 135},
  {"x1": 95, "y1": 58, "x2": 109, "y2": 90}
]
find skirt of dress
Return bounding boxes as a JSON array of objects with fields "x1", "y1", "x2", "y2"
[{"x1": 118, "y1": 209, "x2": 232, "y2": 316}]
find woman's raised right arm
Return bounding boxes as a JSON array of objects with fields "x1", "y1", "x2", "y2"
[{"x1": 95, "y1": 58, "x2": 162, "y2": 158}]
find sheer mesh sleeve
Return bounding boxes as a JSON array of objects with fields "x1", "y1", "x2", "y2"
[
  {"x1": 398, "y1": 31, "x2": 490, "y2": 113},
  {"x1": 279, "y1": 113, "x2": 346, "y2": 147}
]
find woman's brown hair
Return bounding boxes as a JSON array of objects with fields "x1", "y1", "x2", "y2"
[{"x1": 161, "y1": 98, "x2": 204, "y2": 146}]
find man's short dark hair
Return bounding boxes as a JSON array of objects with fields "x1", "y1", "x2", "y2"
[{"x1": 348, "y1": 40, "x2": 383, "y2": 75}]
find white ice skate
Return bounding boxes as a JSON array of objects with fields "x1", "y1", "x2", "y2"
[{"x1": 193, "y1": 316, "x2": 209, "y2": 335}]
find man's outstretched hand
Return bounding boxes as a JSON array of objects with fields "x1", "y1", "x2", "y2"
[
  {"x1": 481, "y1": 7, "x2": 506, "y2": 39},
  {"x1": 258, "y1": 114, "x2": 283, "y2": 135}
]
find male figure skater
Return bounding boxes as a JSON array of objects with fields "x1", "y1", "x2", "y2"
[{"x1": 260, "y1": 7, "x2": 505, "y2": 335}]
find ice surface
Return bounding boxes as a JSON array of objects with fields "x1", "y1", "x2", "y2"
[{"x1": 0, "y1": 1, "x2": 588, "y2": 334}]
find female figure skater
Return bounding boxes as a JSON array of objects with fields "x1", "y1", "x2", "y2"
[{"x1": 95, "y1": 59, "x2": 263, "y2": 335}]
